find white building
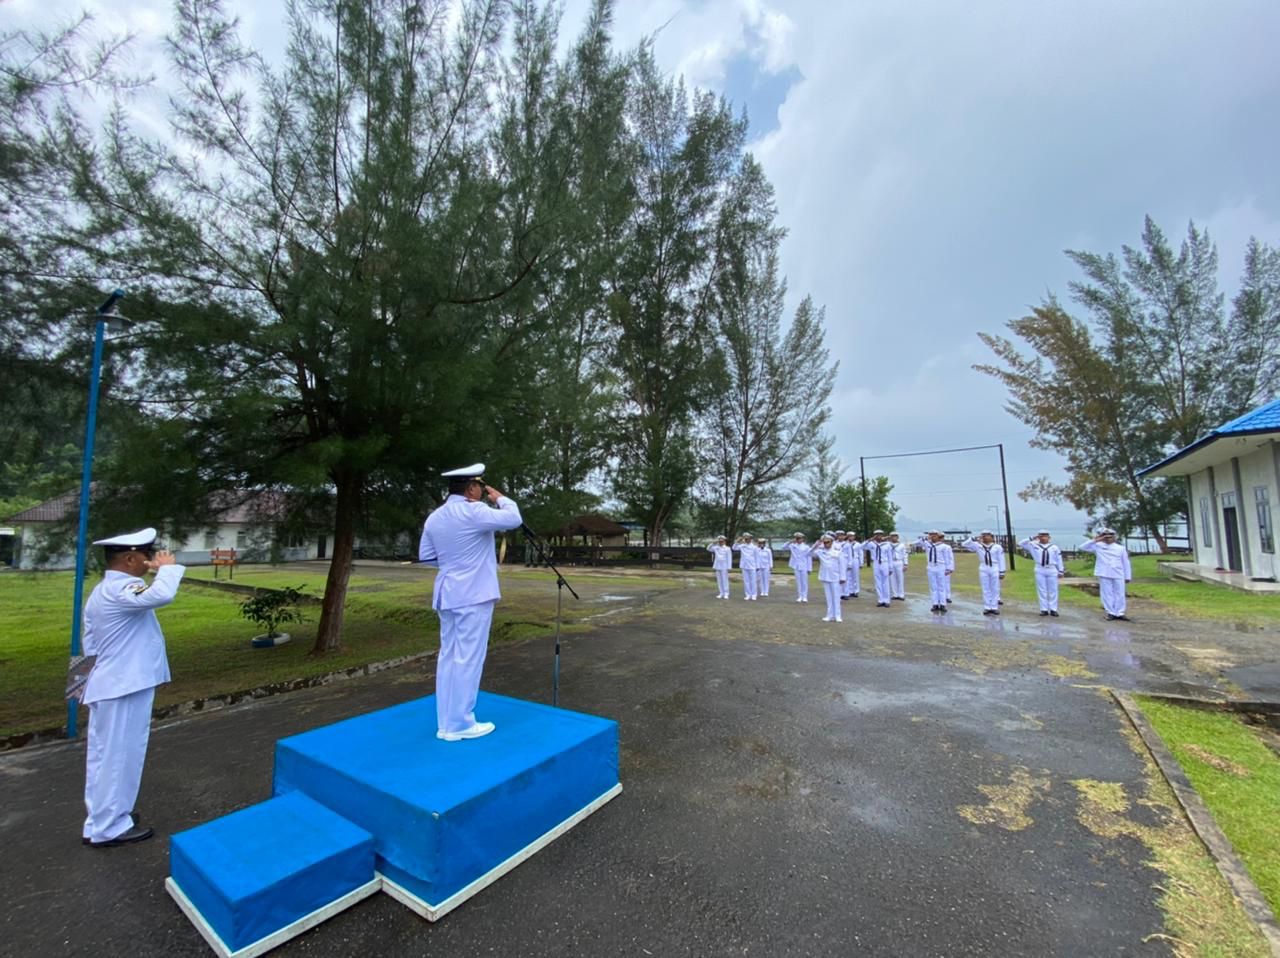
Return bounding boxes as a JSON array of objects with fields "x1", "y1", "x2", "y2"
[{"x1": 1140, "y1": 398, "x2": 1280, "y2": 589}]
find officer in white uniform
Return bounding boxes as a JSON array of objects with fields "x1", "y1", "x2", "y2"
[
  {"x1": 961, "y1": 531, "x2": 1006, "y2": 615},
  {"x1": 808, "y1": 534, "x2": 846, "y2": 622},
  {"x1": 758, "y1": 539, "x2": 774, "y2": 596},
  {"x1": 845, "y1": 533, "x2": 864, "y2": 598},
  {"x1": 1080, "y1": 529, "x2": 1132, "y2": 620},
  {"x1": 707, "y1": 536, "x2": 733, "y2": 598},
  {"x1": 733, "y1": 534, "x2": 759, "y2": 600},
  {"x1": 1019, "y1": 530, "x2": 1066, "y2": 616},
  {"x1": 787, "y1": 533, "x2": 812, "y2": 602},
  {"x1": 418, "y1": 464, "x2": 523, "y2": 740},
  {"x1": 81, "y1": 528, "x2": 184, "y2": 847},
  {"x1": 889, "y1": 533, "x2": 909, "y2": 600},
  {"x1": 916, "y1": 530, "x2": 954, "y2": 613},
  {"x1": 864, "y1": 530, "x2": 895, "y2": 607}
]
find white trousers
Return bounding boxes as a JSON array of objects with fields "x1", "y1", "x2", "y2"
[
  {"x1": 715, "y1": 569, "x2": 730, "y2": 597},
  {"x1": 873, "y1": 567, "x2": 892, "y2": 603},
  {"x1": 847, "y1": 562, "x2": 861, "y2": 596},
  {"x1": 84, "y1": 686, "x2": 155, "y2": 842},
  {"x1": 822, "y1": 581, "x2": 842, "y2": 620},
  {"x1": 741, "y1": 569, "x2": 757, "y2": 599},
  {"x1": 436, "y1": 601, "x2": 495, "y2": 733},
  {"x1": 760, "y1": 569, "x2": 770, "y2": 596},
  {"x1": 979, "y1": 568, "x2": 1002, "y2": 610},
  {"x1": 793, "y1": 569, "x2": 809, "y2": 600},
  {"x1": 891, "y1": 563, "x2": 906, "y2": 598},
  {"x1": 1099, "y1": 577, "x2": 1127, "y2": 616},
  {"x1": 1035, "y1": 570, "x2": 1060, "y2": 611},
  {"x1": 926, "y1": 567, "x2": 948, "y2": 605}
]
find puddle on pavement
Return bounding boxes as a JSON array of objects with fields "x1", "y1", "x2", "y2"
[{"x1": 596, "y1": 594, "x2": 633, "y2": 602}]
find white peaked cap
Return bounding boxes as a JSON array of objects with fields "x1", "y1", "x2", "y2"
[
  {"x1": 92, "y1": 527, "x2": 157, "y2": 548},
  {"x1": 872, "y1": 529, "x2": 885, "y2": 535},
  {"x1": 1037, "y1": 529, "x2": 1051, "y2": 536},
  {"x1": 792, "y1": 532, "x2": 804, "y2": 537},
  {"x1": 980, "y1": 529, "x2": 995, "y2": 536},
  {"x1": 442, "y1": 463, "x2": 485, "y2": 478}
]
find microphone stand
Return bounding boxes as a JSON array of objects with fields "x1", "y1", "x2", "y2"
[{"x1": 519, "y1": 523, "x2": 579, "y2": 707}]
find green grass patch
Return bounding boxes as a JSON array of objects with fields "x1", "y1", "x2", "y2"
[
  {"x1": 0, "y1": 565, "x2": 675, "y2": 738},
  {"x1": 1136, "y1": 696, "x2": 1280, "y2": 917}
]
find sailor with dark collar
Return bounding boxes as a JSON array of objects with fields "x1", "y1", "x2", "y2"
[
  {"x1": 961, "y1": 531, "x2": 1006, "y2": 615},
  {"x1": 1019, "y1": 530, "x2": 1066, "y2": 616},
  {"x1": 864, "y1": 530, "x2": 895, "y2": 607},
  {"x1": 916, "y1": 530, "x2": 954, "y2": 613},
  {"x1": 81, "y1": 528, "x2": 184, "y2": 847},
  {"x1": 418, "y1": 464, "x2": 523, "y2": 740}
]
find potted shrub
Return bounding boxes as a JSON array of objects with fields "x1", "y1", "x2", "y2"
[{"x1": 240, "y1": 585, "x2": 306, "y2": 648}]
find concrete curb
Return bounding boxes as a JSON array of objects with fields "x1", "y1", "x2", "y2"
[
  {"x1": 0, "y1": 651, "x2": 435, "y2": 754},
  {"x1": 1112, "y1": 690, "x2": 1280, "y2": 957}
]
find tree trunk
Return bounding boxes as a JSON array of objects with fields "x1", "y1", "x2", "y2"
[{"x1": 313, "y1": 473, "x2": 360, "y2": 654}]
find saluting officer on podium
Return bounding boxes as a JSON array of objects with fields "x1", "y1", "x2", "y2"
[
  {"x1": 418, "y1": 464, "x2": 523, "y2": 741},
  {"x1": 80, "y1": 528, "x2": 185, "y2": 847}
]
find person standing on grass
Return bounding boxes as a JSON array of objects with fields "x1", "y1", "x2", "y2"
[
  {"x1": 1080, "y1": 528, "x2": 1132, "y2": 620},
  {"x1": 889, "y1": 532, "x2": 909, "y2": 600},
  {"x1": 418, "y1": 463, "x2": 523, "y2": 741},
  {"x1": 845, "y1": 532, "x2": 864, "y2": 599},
  {"x1": 961, "y1": 531, "x2": 1006, "y2": 615},
  {"x1": 1019, "y1": 530, "x2": 1066, "y2": 617},
  {"x1": 707, "y1": 536, "x2": 733, "y2": 598},
  {"x1": 80, "y1": 528, "x2": 184, "y2": 848},
  {"x1": 809, "y1": 534, "x2": 847, "y2": 622},
  {"x1": 864, "y1": 530, "x2": 895, "y2": 607},
  {"x1": 787, "y1": 533, "x2": 813, "y2": 602},
  {"x1": 758, "y1": 539, "x2": 774, "y2": 597},
  {"x1": 733, "y1": 534, "x2": 760, "y2": 601}
]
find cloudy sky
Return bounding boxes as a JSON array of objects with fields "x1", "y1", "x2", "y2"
[{"x1": 9, "y1": 0, "x2": 1280, "y2": 538}]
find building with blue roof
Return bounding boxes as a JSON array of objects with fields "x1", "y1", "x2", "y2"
[{"x1": 1140, "y1": 397, "x2": 1280, "y2": 587}]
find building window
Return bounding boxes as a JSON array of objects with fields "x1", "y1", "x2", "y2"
[
  {"x1": 1198, "y1": 496, "x2": 1212, "y2": 548},
  {"x1": 1257, "y1": 487, "x2": 1275, "y2": 554},
  {"x1": 203, "y1": 530, "x2": 217, "y2": 550},
  {"x1": 236, "y1": 528, "x2": 247, "y2": 548}
]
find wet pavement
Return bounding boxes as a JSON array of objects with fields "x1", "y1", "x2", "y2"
[{"x1": 2, "y1": 570, "x2": 1276, "y2": 957}]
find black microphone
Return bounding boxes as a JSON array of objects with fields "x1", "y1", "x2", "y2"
[{"x1": 97, "y1": 289, "x2": 125, "y2": 315}]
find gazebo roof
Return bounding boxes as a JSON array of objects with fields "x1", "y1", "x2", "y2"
[{"x1": 555, "y1": 514, "x2": 628, "y2": 537}]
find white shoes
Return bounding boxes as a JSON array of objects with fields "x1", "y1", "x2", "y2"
[
  {"x1": 835, "y1": 617, "x2": 843, "y2": 622},
  {"x1": 437, "y1": 722, "x2": 495, "y2": 742},
  {"x1": 821, "y1": 616, "x2": 832, "y2": 622}
]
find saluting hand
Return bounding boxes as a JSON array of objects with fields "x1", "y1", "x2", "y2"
[
  {"x1": 145, "y1": 550, "x2": 176, "y2": 571},
  {"x1": 483, "y1": 485, "x2": 504, "y2": 504}
]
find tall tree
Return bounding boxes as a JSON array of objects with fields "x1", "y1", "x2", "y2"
[
  {"x1": 976, "y1": 218, "x2": 1280, "y2": 545},
  {"x1": 831, "y1": 475, "x2": 899, "y2": 537},
  {"x1": 609, "y1": 48, "x2": 746, "y2": 544},
  {"x1": 696, "y1": 152, "x2": 835, "y2": 538},
  {"x1": 788, "y1": 434, "x2": 844, "y2": 532},
  {"x1": 76, "y1": 0, "x2": 593, "y2": 652}
]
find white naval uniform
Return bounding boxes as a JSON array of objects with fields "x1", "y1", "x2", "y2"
[
  {"x1": 864, "y1": 539, "x2": 894, "y2": 604},
  {"x1": 809, "y1": 544, "x2": 846, "y2": 621},
  {"x1": 1080, "y1": 540, "x2": 1132, "y2": 616},
  {"x1": 707, "y1": 544, "x2": 733, "y2": 597},
  {"x1": 81, "y1": 564, "x2": 185, "y2": 843},
  {"x1": 916, "y1": 537, "x2": 955, "y2": 607},
  {"x1": 733, "y1": 542, "x2": 759, "y2": 599},
  {"x1": 890, "y1": 542, "x2": 909, "y2": 599},
  {"x1": 846, "y1": 539, "x2": 864, "y2": 596},
  {"x1": 419, "y1": 493, "x2": 523, "y2": 733},
  {"x1": 758, "y1": 545, "x2": 774, "y2": 596},
  {"x1": 787, "y1": 542, "x2": 813, "y2": 601},
  {"x1": 961, "y1": 539, "x2": 1006, "y2": 611},
  {"x1": 1020, "y1": 539, "x2": 1066, "y2": 612}
]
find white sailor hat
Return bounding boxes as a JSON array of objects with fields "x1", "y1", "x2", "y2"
[
  {"x1": 872, "y1": 528, "x2": 885, "y2": 535},
  {"x1": 834, "y1": 530, "x2": 845, "y2": 535},
  {"x1": 1036, "y1": 529, "x2": 1051, "y2": 536},
  {"x1": 717, "y1": 534, "x2": 727, "y2": 540},
  {"x1": 792, "y1": 531, "x2": 804, "y2": 537},
  {"x1": 442, "y1": 462, "x2": 485, "y2": 479},
  {"x1": 980, "y1": 529, "x2": 995, "y2": 536},
  {"x1": 92, "y1": 527, "x2": 157, "y2": 553},
  {"x1": 1099, "y1": 527, "x2": 1117, "y2": 536}
]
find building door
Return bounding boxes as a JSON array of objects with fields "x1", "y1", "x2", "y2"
[
  {"x1": 1222, "y1": 507, "x2": 1243, "y2": 572},
  {"x1": 317, "y1": 535, "x2": 327, "y2": 559}
]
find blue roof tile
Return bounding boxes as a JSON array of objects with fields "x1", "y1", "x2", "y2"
[{"x1": 1215, "y1": 397, "x2": 1280, "y2": 434}]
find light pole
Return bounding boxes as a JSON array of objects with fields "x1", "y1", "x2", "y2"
[{"x1": 67, "y1": 289, "x2": 127, "y2": 738}]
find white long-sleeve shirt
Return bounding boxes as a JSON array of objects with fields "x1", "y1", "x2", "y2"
[
  {"x1": 891, "y1": 542, "x2": 909, "y2": 567},
  {"x1": 961, "y1": 538, "x2": 1006, "y2": 574},
  {"x1": 707, "y1": 544, "x2": 733, "y2": 571},
  {"x1": 809, "y1": 544, "x2": 847, "y2": 582},
  {"x1": 732, "y1": 542, "x2": 759, "y2": 570},
  {"x1": 1080, "y1": 540, "x2": 1131, "y2": 580},
  {"x1": 1020, "y1": 538, "x2": 1065, "y2": 575},
  {"x1": 419, "y1": 493, "x2": 523, "y2": 610},
  {"x1": 758, "y1": 545, "x2": 775, "y2": 569},
  {"x1": 863, "y1": 539, "x2": 894, "y2": 569},
  {"x1": 81, "y1": 564, "x2": 185, "y2": 705},
  {"x1": 917, "y1": 537, "x2": 955, "y2": 572},
  {"x1": 787, "y1": 542, "x2": 814, "y2": 572}
]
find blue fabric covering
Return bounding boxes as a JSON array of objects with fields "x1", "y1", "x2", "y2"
[
  {"x1": 169, "y1": 791, "x2": 375, "y2": 952},
  {"x1": 273, "y1": 692, "x2": 619, "y2": 906}
]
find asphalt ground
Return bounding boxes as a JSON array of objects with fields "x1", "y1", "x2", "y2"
[{"x1": 2, "y1": 565, "x2": 1277, "y2": 957}]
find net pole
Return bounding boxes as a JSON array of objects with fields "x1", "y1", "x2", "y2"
[{"x1": 999, "y1": 442, "x2": 1016, "y2": 570}]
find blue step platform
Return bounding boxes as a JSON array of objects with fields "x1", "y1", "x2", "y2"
[
  {"x1": 166, "y1": 791, "x2": 379, "y2": 958},
  {"x1": 167, "y1": 693, "x2": 621, "y2": 955},
  {"x1": 273, "y1": 692, "x2": 622, "y2": 919}
]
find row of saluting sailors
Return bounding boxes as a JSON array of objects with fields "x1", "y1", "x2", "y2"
[{"x1": 706, "y1": 529, "x2": 1133, "y2": 622}]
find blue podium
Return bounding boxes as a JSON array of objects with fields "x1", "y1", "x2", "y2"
[{"x1": 167, "y1": 693, "x2": 621, "y2": 957}]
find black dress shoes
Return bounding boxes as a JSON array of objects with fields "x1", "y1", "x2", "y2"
[
  {"x1": 83, "y1": 811, "x2": 141, "y2": 845},
  {"x1": 87, "y1": 824, "x2": 153, "y2": 848}
]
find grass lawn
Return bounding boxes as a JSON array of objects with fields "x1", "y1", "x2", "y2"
[
  {"x1": 0, "y1": 564, "x2": 676, "y2": 738},
  {"x1": 1136, "y1": 696, "x2": 1280, "y2": 917}
]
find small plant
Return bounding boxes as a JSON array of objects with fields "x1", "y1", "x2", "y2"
[{"x1": 239, "y1": 585, "x2": 307, "y2": 638}]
